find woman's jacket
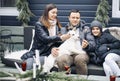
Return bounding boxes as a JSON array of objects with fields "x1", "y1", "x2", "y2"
[{"x1": 21, "y1": 22, "x2": 62, "y2": 60}]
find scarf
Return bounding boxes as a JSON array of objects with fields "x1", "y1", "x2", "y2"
[{"x1": 48, "y1": 20, "x2": 57, "y2": 36}]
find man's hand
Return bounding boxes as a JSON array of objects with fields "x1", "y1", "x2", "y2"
[
  {"x1": 82, "y1": 39, "x2": 89, "y2": 48},
  {"x1": 51, "y1": 47, "x2": 59, "y2": 57}
]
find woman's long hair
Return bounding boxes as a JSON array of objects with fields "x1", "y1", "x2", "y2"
[{"x1": 39, "y1": 3, "x2": 62, "y2": 29}]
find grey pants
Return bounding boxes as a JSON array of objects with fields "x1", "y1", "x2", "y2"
[
  {"x1": 25, "y1": 56, "x2": 45, "y2": 70},
  {"x1": 56, "y1": 54, "x2": 89, "y2": 75}
]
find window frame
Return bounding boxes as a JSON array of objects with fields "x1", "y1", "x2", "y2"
[
  {"x1": 112, "y1": 0, "x2": 120, "y2": 18},
  {"x1": 0, "y1": 0, "x2": 19, "y2": 16},
  {"x1": 0, "y1": 7, "x2": 19, "y2": 16}
]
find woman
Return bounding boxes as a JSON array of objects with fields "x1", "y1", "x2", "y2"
[
  {"x1": 21, "y1": 3, "x2": 70, "y2": 70},
  {"x1": 90, "y1": 20, "x2": 120, "y2": 77}
]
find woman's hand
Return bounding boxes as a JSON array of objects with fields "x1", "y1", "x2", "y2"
[
  {"x1": 60, "y1": 34, "x2": 71, "y2": 41},
  {"x1": 82, "y1": 39, "x2": 89, "y2": 48},
  {"x1": 51, "y1": 47, "x2": 59, "y2": 57}
]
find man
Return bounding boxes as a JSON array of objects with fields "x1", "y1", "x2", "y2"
[{"x1": 52, "y1": 9, "x2": 95, "y2": 75}]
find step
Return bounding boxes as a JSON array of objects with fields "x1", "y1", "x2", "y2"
[
  {"x1": 70, "y1": 64, "x2": 105, "y2": 76},
  {"x1": 88, "y1": 64, "x2": 105, "y2": 76},
  {"x1": 1, "y1": 56, "x2": 105, "y2": 76},
  {"x1": 0, "y1": 60, "x2": 19, "y2": 74}
]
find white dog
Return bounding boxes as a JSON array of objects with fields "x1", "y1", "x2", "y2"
[{"x1": 43, "y1": 30, "x2": 86, "y2": 73}]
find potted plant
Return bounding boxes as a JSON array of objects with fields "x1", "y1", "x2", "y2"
[
  {"x1": 16, "y1": 0, "x2": 34, "y2": 26},
  {"x1": 16, "y1": 0, "x2": 35, "y2": 49},
  {"x1": 95, "y1": 0, "x2": 111, "y2": 27}
]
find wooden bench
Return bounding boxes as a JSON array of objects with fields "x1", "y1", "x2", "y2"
[
  {"x1": 24, "y1": 26, "x2": 106, "y2": 76},
  {"x1": 1, "y1": 26, "x2": 120, "y2": 76}
]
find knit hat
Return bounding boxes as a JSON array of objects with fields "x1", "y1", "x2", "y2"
[{"x1": 90, "y1": 20, "x2": 102, "y2": 32}]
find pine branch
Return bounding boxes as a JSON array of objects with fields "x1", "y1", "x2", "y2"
[
  {"x1": 16, "y1": 70, "x2": 89, "y2": 81},
  {"x1": 16, "y1": 0, "x2": 34, "y2": 26},
  {"x1": 95, "y1": 0, "x2": 111, "y2": 27},
  {"x1": 0, "y1": 71, "x2": 12, "y2": 77},
  {"x1": 0, "y1": 70, "x2": 90, "y2": 81}
]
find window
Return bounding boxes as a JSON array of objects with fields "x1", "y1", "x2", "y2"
[
  {"x1": 112, "y1": 0, "x2": 120, "y2": 18},
  {"x1": 1, "y1": 0, "x2": 16, "y2": 7},
  {"x1": 0, "y1": 0, "x2": 19, "y2": 16}
]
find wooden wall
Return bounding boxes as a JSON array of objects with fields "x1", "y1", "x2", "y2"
[
  {"x1": 1, "y1": 0, "x2": 120, "y2": 27},
  {"x1": 0, "y1": 0, "x2": 120, "y2": 51}
]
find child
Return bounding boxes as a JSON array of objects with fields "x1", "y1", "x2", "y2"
[{"x1": 90, "y1": 20, "x2": 120, "y2": 77}]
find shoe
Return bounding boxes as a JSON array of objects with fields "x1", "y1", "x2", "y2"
[
  {"x1": 50, "y1": 66, "x2": 58, "y2": 72},
  {"x1": 65, "y1": 68, "x2": 71, "y2": 74}
]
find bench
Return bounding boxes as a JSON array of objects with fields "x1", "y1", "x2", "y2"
[
  {"x1": 2, "y1": 26, "x2": 120, "y2": 76},
  {"x1": 24, "y1": 26, "x2": 120, "y2": 76},
  {"x1": 24, "y1": 26, "x2": 106, "y2": 76}
]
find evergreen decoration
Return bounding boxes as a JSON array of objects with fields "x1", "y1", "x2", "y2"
[
  {"x1": 16, "y1": 0, "x2": 34, "y2": 26},
  {"x1": 0, "y1": 71, "x2": 11, "y2": 77},
  {"x1": 0, "y1": 70, "x2": 90, "y2": 81},
  {"x1": 17, "y1": 70, "x2": 90, "y2": 81},
  {"x1": 95, "y1": 0, "x2": 111, "y2": 27}
]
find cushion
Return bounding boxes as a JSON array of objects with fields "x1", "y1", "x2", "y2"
[
  {"x1": 4, "y1": 49, "x2": 28, "y2": 61},
  {"x1": 1, "y1": 50, "x2": 28, "y2": 67},
  {"x1": 108, "y1": 27, "x2": 120, "y2": 40},
  {"x1": 103, "y1": 27, "x2": 120, "y2": 40}
]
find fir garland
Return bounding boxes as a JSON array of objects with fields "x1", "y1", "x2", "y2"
[
  {"x1": 0, "y1": 71, "x2": 11, "y2": 77},
  {"x1": 95, "y1": 0, "x2": 111, "y2": 27},
  {"x1": 0, "y1": 70, "x2": 90, "y2": 81},
  {"x1": 16, "y1": 0, "x2": 34, "y2": 26},
  {"x1": 17, "y1": 70, "x2": 90, "y2": 81},
  {"x1": 0, "y1": 69, "x2": 90, "y2": 81}
]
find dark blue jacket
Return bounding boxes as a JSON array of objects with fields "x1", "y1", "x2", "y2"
[
  {"x1": 21, "y1": 22, "x2": 62, "y2": 60},
  {"x1": 89, "y1": 30, "x2": 120, "y2": 65}
]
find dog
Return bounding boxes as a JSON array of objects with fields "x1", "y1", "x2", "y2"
[{"x1": 43, "y1": 30, "x2": 86, "y2": 73}]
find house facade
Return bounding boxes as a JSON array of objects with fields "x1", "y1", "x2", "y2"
[
  {"x1": 0, "y1": 0, "x2": 120, "y2": 27},
  {"x1": 0, "y1": 0, "x2": 120, "y2": 51},
  {"x1": 0, "y1": 0, "x2": 120, "y2": 76}
]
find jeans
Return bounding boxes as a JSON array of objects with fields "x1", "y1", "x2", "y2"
[
  {"x1": 25, "y1": 56, "x2": 46, "y2": 70},
  {"x1": 103, "y1": 53, "x2": 120, "y2": 76}
]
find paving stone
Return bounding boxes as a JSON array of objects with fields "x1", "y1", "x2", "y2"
[
  {"x1": 0, "y1": 60, "x2": 19, "y2": 74},
  {"x1": 88, "y1": 75, "x2": 120, "y2": 81}
]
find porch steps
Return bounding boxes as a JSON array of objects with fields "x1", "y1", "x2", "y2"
[{"x1": 0, "y1": 56, "x2": 105, "y2": 76}]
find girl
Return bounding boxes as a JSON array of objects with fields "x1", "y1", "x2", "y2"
[{"x1": 90, "y1": 20, "x2": 120, "y2": 77}]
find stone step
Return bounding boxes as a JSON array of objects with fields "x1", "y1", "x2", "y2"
[
  {"x1": 0, "y1": 56, "x2": 105, "y2": 76},
  {"x1": 0, "y1": 60, "x2": 19, "y2": 74},
  {"x1": 71, "y1": 64, "x2": 105, "y2": 76},
  {"x1": 88, "y1": 64, "x2": 105, "y2": 76},
  {"x1": 0, "y1": 77, "x2": 16, "y2": 81}
]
